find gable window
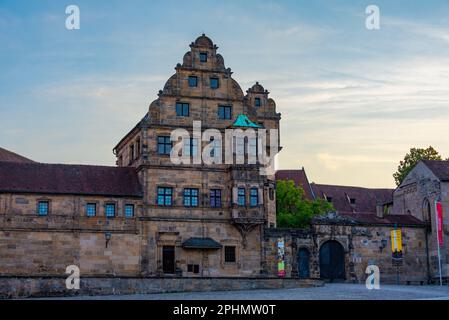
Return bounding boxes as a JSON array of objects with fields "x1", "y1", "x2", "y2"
[
  {"x1": 124, "y1": 204, "x2": 134, "y2": 218},
  {"x1": 237, "y1": 187, "x2": 246, "y2": 206},
  {"x1": 250, "y1": 188, "x2": 258, "y2": 207},
  {"x1": 210, "y1": 189, "x2": 222, "y2": 208},
  {"x1": 38, "y1": 201, "x2": 49, "y2": 216},
  {"x1": 184, "y1": 138, "x2": 198, "y2": 157},
  {"x1": 188, "y1": 76, "x2": 198, "y2": 87},
  {"x1": 255, "y1": 98, "x2": 261, "y2": 107},
  {"x1": 157, "y1": 187, "x2": 173, "y2": 206},
  {"x1": 130, "y1": 144, "x2": 135, "y2": 162},
  {"x1": 199, "y1": 52, "x2": 207, "y2": 62},
  {"x1": 105, "y1": 203, "x2": 116, "y2": 218},
  {"x1": 157, "y1": 136, "x2": 172, "y2": 155},
  {"x1": 224, "y1": 246, "x2": 236, "y2": 263},
  {"x1": 183, "y1": 188, "x2": 199, "y2": 207},
  {"x1": 86, "y1": 203, "x2": 97, "y2": 217},
  {"x1": 176, "y1": 102, "x2": 190, "y2": 117},
  {"x1": 210, "y1": 77, "x2": 219, "y2": 89},
  {"x1": 218, "y1": 106, "x2": 232, "y2": 120},
  {"x1": 326, "y1": 196, "x2": 333, "y2": 203},
  {"x1": 136, "y1": 138, "x2": 141, "y2": 158}
]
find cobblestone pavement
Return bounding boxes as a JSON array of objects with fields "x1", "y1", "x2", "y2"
[{"x1": 38, "y1": 283, "x2": 449, "y2": 300}]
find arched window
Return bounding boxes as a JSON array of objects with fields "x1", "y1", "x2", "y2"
[{"x1": 422, "y1": 198, "x2": 432, "y2": 230}]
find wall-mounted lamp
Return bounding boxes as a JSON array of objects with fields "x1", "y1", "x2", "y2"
[{"x1": 105, "y1": 232, "x2": 112, "y2": 248}]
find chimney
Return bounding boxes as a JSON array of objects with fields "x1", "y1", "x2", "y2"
[{"x1": 376, "y1": 204, "x2": 384, "y2": 218}]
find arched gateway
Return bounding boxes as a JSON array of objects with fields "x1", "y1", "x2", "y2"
[{"x1": 319, "y1": 240, "x2": 345, "y2": 281}]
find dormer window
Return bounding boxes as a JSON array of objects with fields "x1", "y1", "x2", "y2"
[
  {"x1": 200, "y1": 52, "x2": 207, "y2": 62},
  {"x1": 350, "y1": 198, "x2": 356, "y2": 205},
  {"x1": 255, "y1": 98, "x2": 261, "y2": 107}
]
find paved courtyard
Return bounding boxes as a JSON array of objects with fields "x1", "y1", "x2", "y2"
[{"x1": 37, "y1": 283, "x2": 449, "y2": 300}]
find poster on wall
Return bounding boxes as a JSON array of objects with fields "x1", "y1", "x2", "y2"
[
  {"x1": 277, "y1": 238, "x2": 285, "y2": 277},
  {"x1": 436, "y1": 201, "x2": 444, "y2": 246}
]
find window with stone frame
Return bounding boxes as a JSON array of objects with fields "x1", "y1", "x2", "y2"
[
  {"x1": 224, "y1": 246, "x2": 236, "y2": 263},
  {"x1": 38, "y1": 201, "x2": 49, "y2": 216},
  {"x1": 157, "y1": 187, "x2": 173, "y2": 206},
  {"x1": 183, "y1": 138, "x2": 198, "y2": 157},
  {"x1": 183, "y1": 188, "x2": 199, "y2": 207},
  {"x1": 237, "y1": 187, "x2": 246, "y2": 206},
  {"x1": 255, "y1": 97, "x2": 261, "y2": 107},
  {"x1": 210, "y1": 189, "x2": 222, "y2": 208},
  {"x1": 175, "y1": 102, "x2": 190, "y2": 117},
  {"x1": 86, "y1": 203, "x2": 97, "y2": 217},
  {"x1": 250, "y1": 187, "x2": 258, "y2": 207},
  {"x1": 218, "y1": 105, "x2": 232, "y2": 120},
  {"x1": 199, "y1": 52, "x2": 207, "y2": 62},
  {"x1": 124, "y1": 204, "x2": 134, "y2": 218},
  {"x1": 157, "y1": 136, "x2": 172, "y2": 155},
  {"x1": 188, "y1": 76, "x2": 198, "y2": 87},
  {"x1": 105, "y1": 203, "x2": 116, "y2": 218},
  {"x1": 210, "y1": 77, "x2": 219, "y2": 89}
]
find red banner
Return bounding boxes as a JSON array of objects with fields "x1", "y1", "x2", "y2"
[{"x1": 436, "y1": 202, "x2": 444, "y2": 246}]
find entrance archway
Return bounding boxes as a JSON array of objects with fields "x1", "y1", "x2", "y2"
[
  {"x1": 297, "y1": 248, "x2": 310, "y2": 278},
  {"x1": 319, "y1": 240, "x2": 345, "y2": 281}
]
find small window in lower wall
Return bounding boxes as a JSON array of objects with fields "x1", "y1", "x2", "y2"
[
  {"x1": 38, "y1": 201, "x2": 49, "y2": 216},
  {"x1": 224, "y1": 246, "x2": 236, "y2": 263},
  {"x1": 86, "y1": 203, "x2": 96, "y2": 217},
  {"x1": 187, "y1": 264, "x2": 200, "y2": 274},
  {"x1": 124, "y1": 204, "x2": 134, "y2": 218}
]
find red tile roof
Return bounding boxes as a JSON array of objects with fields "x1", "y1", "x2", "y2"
[
  {"x1": 340, "y1": 212, "x2": 426, "y2": 226},
  {"x1": 0, "y1": 147, "x2": 34, "y2": 163},
  {"x1": 422, "y1": 160, "x2": 449, "y2": 181},
  {"x1": 275, "y1": 169, "x2": 315, "y2": 200},
  {"x1": 311, "y1": 183, "x2": 393, "y2": 214},
  {"x1": 0, "y1": 161, "x2": 142, "y2": 197}
]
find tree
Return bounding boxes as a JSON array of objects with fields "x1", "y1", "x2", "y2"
[
  {"x1": 276, "y1": 180, "x2": 334, "y2": 228},
  {"x1": 393, "y1": 146, "x2": 446, "y2": 186}
]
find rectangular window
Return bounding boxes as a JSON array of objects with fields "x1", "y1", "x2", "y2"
[
  {"x1": 86, "y1": 203, "x2": 96, "y2": 217},
  {"x1": 183, "y1": 138, "x2": 198, "y2": 157},
  {"x1": 187, "y1": 264, "x2": 200, "y2": 274},
  {"x1": 255, "y1": 97, "x2": 261, "y2": 107},
  {"x1": 218, "y1": 106, "x2": 232, "y2": 120},
  {"x1": 124, "y1": 204, "x2": 134, "y2": 218},
  {"x1": 136, "y1": 138, "x2": 141, "y2": 158},
  {"x1": 234, "y1": 137, "x2": 245, "y2": 155},
  {"x1": 199, "y1": 52, "x2": 207, "y2": 62},
  {"x1": 224, "y1": 246, "x2": 236, "y2": 263},
  {"x1": 38, "y1": 201, "x2": 49, "y2": 216},
  {"x1": 210, "y1": 77, "x2": 219, "y2": 89},
  {"x1": 250, "y1": 188, "x2": 259, "y2": 207},
  {"x1": 210, "y1": 189, "x2": 222, "y2": 208},
  {"x1": 209, "y1": 138, "x2": 221, "y2": 158},
  {"x1": 105, "y1": 203, "x2": 116, "y2": 218},
  {"x1": 249, "y1": 138, "x2": 257, "y2": 157},
  {"x1": 157, "y1": 187, "x2": 173, "y2": 206},
  {"x1": 176, "y1": 102, "x2": 190, "y2": 117},
  {"x1": 183, "y1": 188, "x2": 199, "y2": 207},
  {"x1": 130, "y1": 144, "x2": 135, "y2": 161},
  {"x1": 188, "y1": 76, "x2": 198, "y2": 87},
  {"x1": 157, "y1": 136, "x2": 172, "y2": 155},
  {"x1": 237, "y1": 188, "x2": 246, "y2": 206}
]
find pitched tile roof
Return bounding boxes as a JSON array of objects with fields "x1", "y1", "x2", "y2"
[
  {"x1": 0, "y1": 147, "x2": 34, "y2": 163},
  {"x1": 340, "y1": 212, "x2": 426, "y2": 227},
  {"x1": 0, "y1": 161, "x2": 142, "y2": 197},
  {"x1": 311, "y1": 183, "x2": 394, "y2": 214},
  {"x1": 275, "y1": 169, "x2": 315, "y2": 200},
  {"x1": 422, "y1": 160, "x2": 449, "y2": 181}
]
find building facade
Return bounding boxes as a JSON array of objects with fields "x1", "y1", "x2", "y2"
[{"x1": 0, "y1": 35, "x2": 280, "y2": 280}]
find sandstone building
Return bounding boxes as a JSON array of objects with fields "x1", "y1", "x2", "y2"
[{"x1": 0, "y1": 35, "x2": 280, "y2": 281}]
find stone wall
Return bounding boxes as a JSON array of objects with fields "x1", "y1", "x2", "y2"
[{"x1": 0, "y1": 276, "x2": 323, "y2": 299}]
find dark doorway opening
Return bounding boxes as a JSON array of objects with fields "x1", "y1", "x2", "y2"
[
  {"x1": 297, "y1": 248, "x2": 310, "y2": 278},
  {"x1": 319, "y1": 240, "x2": 345, "y2": 281},
  {"x1": 162, "y1": 246, "x2": 175, "y2": 274}
]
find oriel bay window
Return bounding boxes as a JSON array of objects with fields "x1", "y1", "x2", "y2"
[
  {"x1": 250, "y1": 188, "x2": 259, "y2": 207},
  {"x1": 184, "y1": 188, "x2": 199, "y2": 207},
  {"x1": 210, "y1": 189, "x2": 222, "y2": 208},
  {"x1": 157, "y1": 187, "x2": 173, "y2": 206},
  {"x1": 237, "y1": 188, "x2": 246, "y2": 206},
  {"x1": 157, "y1": 136, "x2": 172, "y2": 155}
]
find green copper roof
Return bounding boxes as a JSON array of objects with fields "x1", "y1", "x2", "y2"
[{"x1": 232, "y1": 114, "x2": 263, "y2": 128}]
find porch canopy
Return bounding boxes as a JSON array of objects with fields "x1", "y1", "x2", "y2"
[{"x1": 182, "y1": 237, "x2": 222, "y2": 250}]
